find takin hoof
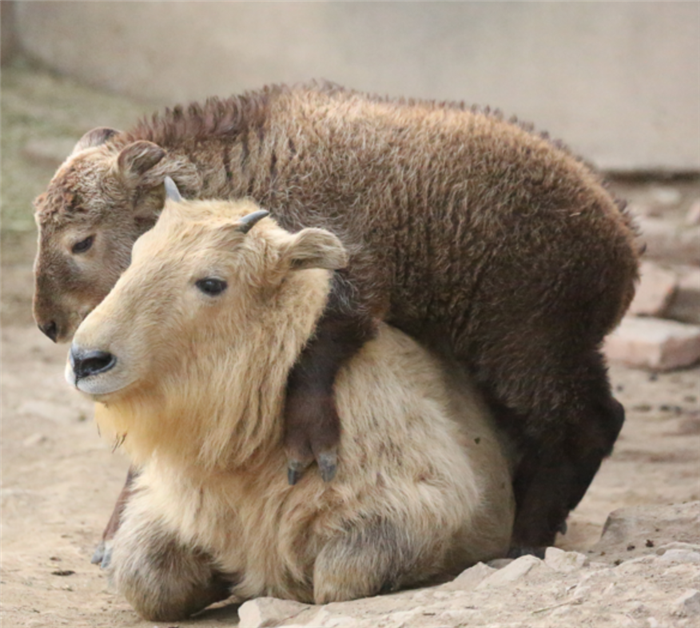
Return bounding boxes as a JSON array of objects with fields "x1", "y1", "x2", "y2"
[
  {"x1": 91, "y1": 539, "x2": 113, "y2": 569},
  {"x1": 286, "y1": 449, "x2": 338, "y2": 485}
]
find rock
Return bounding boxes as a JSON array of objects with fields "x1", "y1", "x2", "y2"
[
  {"x1": 238, "y1": 597, "x2": 310, "y2": 628},
  {"x1": 603, "y1": 316, "x2": 700, "y2": 370},
  {"x1": 650, "y1": 186, "x2": 682, "y2": 207},
  {"x1": 656, "y1": 541, "x2": 700, "y2": 554},
  {"x1": 544, "y1": 547, "x2": 589, "y2": 572},
  {"x1": 686, "y1": 200, "x2": 700, "y2": 226},
  {"x1": 615, "y1": 558, "x2": 655, "y2": 574},
  {"x1": 667, "y1": 266, "x2": 700, "y2": 325},
  {"x1": 658, "y1": 549, "x2": 700, "y2": 564},
  {"x1": 618, "y1": 555, "x2": 656, "y2": 566},
  {"x1": 437, "y1": 608, "x2": 480, "y2": 623},
  {"x1": 476, "y1": 555, "x2": 544, "y2": 589},
  {"x1": 636, "y1": 216, "x2": 700, "y2": 265},
  {"x1": 674, "y1": 589, "x2": 700, "y2": 616},
  {"x1": 592, "y1": 502, "x2": 700, "y2": 563},
  {"x1": 304, "y1": 608, "x2": 360, "y2": 628},
  {"x1": 627, "y1": 261, "x2": 677, "y2": 317},
  {"x1": 441, "y1": 561, "x2": 496, "y2": 591}
]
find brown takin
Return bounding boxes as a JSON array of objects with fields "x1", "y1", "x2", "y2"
[
  {"x1": 34, "y1": 82, "x2": 639, "y2": 552},
  {"x1": 66, "y1": 190, "x2": 515, "y2": 621}
]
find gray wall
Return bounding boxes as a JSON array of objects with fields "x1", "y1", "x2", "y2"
[
  {"x1": 12, "y1": 1, "x2": 700, "y2": 172},
  {"x1": 1, "y1": 0, "x2": 17, "y2": 65}
]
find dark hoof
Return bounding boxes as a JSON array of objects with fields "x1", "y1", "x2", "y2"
[
  {"x1": 91, "y1": 541, "x2": 105, "y2": 565},
  {"x1": 557, "y1": 520, "x2": 568, "y2": 536},
  {"x1": 507, "y1": 545, "x2": 546, "y2": 559},
  {"x1": 287, "y1": 451, "x2": 337, "y2": 484},
  {"x1": 91, "y1": 540, "x2": 113, "y2": 569},
  {"x1": 317, "y1": 451, "x2": 337, "y2": 483},
  {"x1": 287, "y1": 459, "x2": 311, "y2": 486}
]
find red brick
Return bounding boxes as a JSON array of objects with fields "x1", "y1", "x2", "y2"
[
  {"x1": 628, "y1": 261, "x2": 678, "y2": 317},
  {"x1": 667, "y1": 266, "x2": 700, "y2": 325},
  {"x1": 604, "y1": 317, "x2": 700, "y2": 371},
  {"x1": 637, "y1": 217, "x2": 700, "y2": 265}
]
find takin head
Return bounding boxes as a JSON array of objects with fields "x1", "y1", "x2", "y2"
[
  {"x1": 32, "y1": 128, "x2": 200, "y2": 343},
  {"x1": 65, "y1": 181, "x2": 347, "y2": 468}
]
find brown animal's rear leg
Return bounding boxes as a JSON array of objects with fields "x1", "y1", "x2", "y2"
[
  {"x1": 284, "y1": 311, "x2": 376, "y2": 484},
  {"x1": 497, "y1": 349, "x2": 625, "y2": 554},
  {"x1": 465, "y1": 334, "x2": 625, "y2": 555},
  {"x1": 508, "y1": 387, "x2": 625, "y2": 553},
  {"x1": 92, "y1": 466, "x2": 139, "y2": 568}
]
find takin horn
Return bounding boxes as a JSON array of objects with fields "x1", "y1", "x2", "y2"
[
  {"x1": 163, "y1": 176, "x2": 183, "y2": 203},
  {"x1": 237, "y1": 210, "x2": 270, "y2": 234}
]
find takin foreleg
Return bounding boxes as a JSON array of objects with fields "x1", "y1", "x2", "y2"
[
  {"x1": 92, "y1": 466, "x2": 139, "y2": 568},
  {"x1": 109, "y1": 510, "x2": 234, "y2": 621}
]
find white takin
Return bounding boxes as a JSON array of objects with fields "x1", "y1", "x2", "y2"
[{"x1": 67, "y1": 179, "x2": 515, "y2": 621}]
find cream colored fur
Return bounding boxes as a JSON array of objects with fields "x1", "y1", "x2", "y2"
[{"x1": 70, "y1": 197, "x2": 514, "y2": 620}]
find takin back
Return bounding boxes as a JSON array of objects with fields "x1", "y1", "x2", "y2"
[
  {"x1": 67, "y1": 194, "x2": 515, "y2": 620},
  {"x1": 33, "y1": 82, "x2": 640, "y2": 551}
]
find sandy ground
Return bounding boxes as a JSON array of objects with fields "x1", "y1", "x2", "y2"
[{"x1": 1, "y1": 61, "x2": 699, "y2": 627}]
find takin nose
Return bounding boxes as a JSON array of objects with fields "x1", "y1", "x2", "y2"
[
  {"x1": 38, "y1": 321, "x2": 59, "y2": 343},
  {"x1": 70, "y1": 347, "x2": 117, "y2": 381}
]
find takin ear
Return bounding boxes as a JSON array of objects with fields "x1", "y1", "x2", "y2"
[
  {"x1": 117, "y1": 141, "x2": 166, "y2": 182},
  {"x1": 282, "y1": 228, "x2": 349, "y2": 271},
  {"x1": 72, "y1": 127, "x2": 120, "y2": 155}
]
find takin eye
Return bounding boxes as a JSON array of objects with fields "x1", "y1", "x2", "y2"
[
  {"x1": 71, "y1": 235, "x2": 94, "y2": 255},
  {"x1": 195, "y1": 278, "x2": 228, "y2": 297}
]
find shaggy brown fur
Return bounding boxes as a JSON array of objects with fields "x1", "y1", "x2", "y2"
[
  {"x1": 34, "y1": 82, "x2": 639, "y2": 550},
  {"x1": 67, "y1": 199, "x2": 514, "y2": 619}
]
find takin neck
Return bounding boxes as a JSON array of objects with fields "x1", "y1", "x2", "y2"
[{"x1": 94, "y1": 267, "x2": 332, "y2": 476}]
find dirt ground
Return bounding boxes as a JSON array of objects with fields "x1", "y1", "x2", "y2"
[{"x1": 1, "y1": 61, "x2": 699, "y2": 627}]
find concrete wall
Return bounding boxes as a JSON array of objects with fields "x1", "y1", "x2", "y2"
[
  {"x1": 12, "y1": 1, "x2": 700, "y2": 172},
  {"x1": 1, "y1": 0, "x2": 17, "y2": 65}
]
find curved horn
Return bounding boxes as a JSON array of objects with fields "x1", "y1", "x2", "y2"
[
  {"x1": 163, "y1": 176, "x2": 183, "y2": 203},
  {"x1": 237, "y1": 210, "x2": 270, "y2": 234}
]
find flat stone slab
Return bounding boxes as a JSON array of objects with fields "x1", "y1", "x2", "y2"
[{"x1": 604, "y1": 316, "x2": 700, "y2": 370}]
